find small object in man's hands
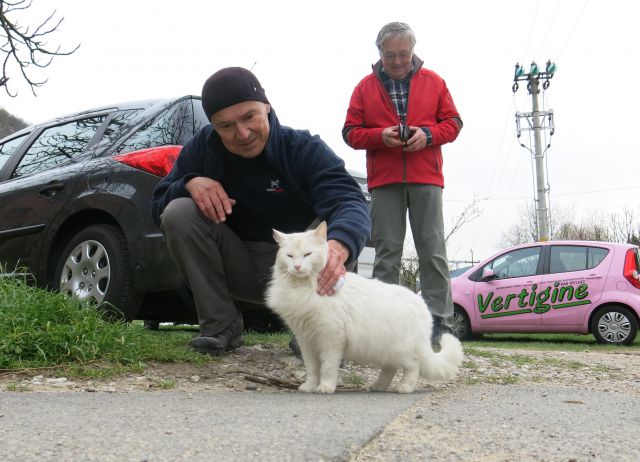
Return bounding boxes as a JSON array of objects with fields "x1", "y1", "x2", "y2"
[
  {"x1": 399, "y1": 123, "x2": 411, "y2": 142},
  {"x1": 334, "y1": 276, "x2": 345, "y2": 291}
]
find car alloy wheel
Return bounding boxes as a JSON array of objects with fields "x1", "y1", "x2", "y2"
[
  {"x1": 55, "y1": 224, "x2": 137, "y2": 320},
  {"x1": 451, "y1": 305, "x2": 472, "y2": 340},
  {"x1": 59, "y1": 239, "x2": 110, "y2": 303},
  {"x1": 591, "y1": 306, "x2": 638, "y2": 345}
]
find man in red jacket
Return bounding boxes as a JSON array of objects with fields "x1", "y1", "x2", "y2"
[{"x1": 342, "y1": 22, "x2": 463, "y2": 345}]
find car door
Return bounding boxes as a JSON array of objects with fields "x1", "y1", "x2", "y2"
[
  {"x1": 472, "y1": 245, "x2": 544, "y2": 329},
  {"x1": 0, "y1": 116, "x2": 106, "y2": 278},
  {"x1": 540, "y1": 244, "x2": 611, "y2": 328}
]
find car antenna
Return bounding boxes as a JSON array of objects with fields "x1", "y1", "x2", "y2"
[{"x1": 249, "y1": 61, "x2": 257, "y2": 71}]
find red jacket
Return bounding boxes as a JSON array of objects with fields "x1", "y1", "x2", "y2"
[{"x1": 343, "y1": 57, "x2": 462, "y2": 190}]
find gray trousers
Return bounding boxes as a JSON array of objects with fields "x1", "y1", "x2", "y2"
[
  {"x1": 370, "y1": 184, "x2": 453, "y2": 319},
  {"x1": 160, "y1": 198, "x2": 277, "y2": 336}
]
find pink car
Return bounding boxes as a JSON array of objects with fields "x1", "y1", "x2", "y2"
[{"x1": 450, "y1": 241, "x2": 640, "y2": 344}]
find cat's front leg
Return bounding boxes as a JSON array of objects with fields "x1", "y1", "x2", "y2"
[
  {"x1": 316, "y1": 349, "x2": 343, "y2": 394},
  {"x1": 299, "y1": 381, "x2": 318, "y2": 393},
  {"x1": 298, "y1": 340, "x2": 321, "y2": 393}
]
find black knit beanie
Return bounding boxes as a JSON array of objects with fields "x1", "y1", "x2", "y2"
[{"x1": 201, "y1": 67, "x2": 269, "y2": 121}]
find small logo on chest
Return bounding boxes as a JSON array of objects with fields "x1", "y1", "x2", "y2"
[{"x1": 266, "y1": 178, "x2": 284, "y2": 193}]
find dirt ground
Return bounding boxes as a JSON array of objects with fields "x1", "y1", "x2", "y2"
[{"x1": 2, "y1": 342, "x2": 639, "y2": 395}]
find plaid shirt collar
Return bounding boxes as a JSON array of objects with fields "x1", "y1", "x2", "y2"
[{"x1": 380, "y1": 64, "x2": 415, "y2": 122}]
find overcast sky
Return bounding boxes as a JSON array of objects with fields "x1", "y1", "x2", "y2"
[{"x1": 1, "y1": 0, "x2": 638, "y2": 263}]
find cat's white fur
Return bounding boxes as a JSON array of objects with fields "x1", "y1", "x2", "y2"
[{"x1": 266, "y1": 222, "x2": 464, "y2": 394}]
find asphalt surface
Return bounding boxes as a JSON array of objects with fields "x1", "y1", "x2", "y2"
[
  {"x1": 1, "y1": 383, "x2": 639, "y2": 461},
  {"x1": 0, "y1": 391, "x2": 421, "y2": 461}
]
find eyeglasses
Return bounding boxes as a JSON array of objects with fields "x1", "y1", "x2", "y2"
[{"x1": 382, "y1": 50, "x2": 413, "y2": 61}]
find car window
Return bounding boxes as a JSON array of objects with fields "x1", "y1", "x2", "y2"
[
  {"x1": 192, "y1": 98, "x2": 210, "y2": 132},
  {"x1": 103, "y1": 110, "x2": 144, "y2": 137},
  {"x1": 484, "y1": 246, "x2": 541, "y2": 279},
  {"x1": 90, "y1": 109, "x2": 146, "y2": 156},
  {"x1": 116, "y1": 101, "x2": 193, "y2": 155},
  {"x1": 549, "y1": 245, "x2": 609, "y2": 273},
  {"x1": 0, "y1": 134, "x2": 28, "y2": 171},
  {"x1": 12, "y1": 117, "x2": 105, "y2": 178}
]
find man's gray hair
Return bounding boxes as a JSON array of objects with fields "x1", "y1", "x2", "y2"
[{"x1": 375, "y1": 22, "x2": 416, "y2": 53}]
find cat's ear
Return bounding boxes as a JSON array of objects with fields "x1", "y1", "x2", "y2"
[
  {"x1": 273, "y1": 228, "x2": 287, "y2": 245},
  {"x1": 314, "y1": 221, "x2": 328, "y2": 240}
]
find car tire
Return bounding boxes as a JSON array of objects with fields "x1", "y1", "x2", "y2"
[
  {"x1": 451, "y1": 305, "x2": 472, "y2": 340},
  {"x1": 591, "y1": 305, "x2": 638, "y2": 345},
  {"x1": 54, "y1": 224, "x2": 138, "y2": 321}
]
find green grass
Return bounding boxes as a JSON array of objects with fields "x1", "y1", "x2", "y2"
[
  {"x1": 0, "y1": 276, "x2": 209, "y2": 373},
  {"x1": 0, "y1": 275, "x2": 294, "y2": 378},
  {"x1": 5, "y1": 382, "x2": 31, "y2": 392},
  {"x1": 463, "y1": 332, "x2": 640, "y2": 351}
]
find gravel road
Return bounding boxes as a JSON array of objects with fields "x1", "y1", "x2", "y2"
[{"x1": 1, "y1": 346, "x2": 639, "y2": 461}]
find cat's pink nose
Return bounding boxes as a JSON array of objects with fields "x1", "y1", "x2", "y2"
[{"x1": 294, "y1": 265, "x2": 301, "y2": 271}]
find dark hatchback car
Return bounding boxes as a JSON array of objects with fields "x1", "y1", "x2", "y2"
[
  {"x1": 0, "y1": 96, "x2": 209, "y2": 323},
  {"x1": 0, "y1": 98, "x2": 372, "y2": 329}
]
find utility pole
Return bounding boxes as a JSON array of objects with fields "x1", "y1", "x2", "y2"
[{"x1": 513, "y1": 60, "x2": 556, "y2": 241}]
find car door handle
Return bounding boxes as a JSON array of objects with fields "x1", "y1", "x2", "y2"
[{"x1": 39, "y1": 182, "x2": 65, "y2": 197}]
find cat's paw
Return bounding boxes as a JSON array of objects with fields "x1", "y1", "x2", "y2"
[
  {"x1": 316, "y1": 383, "x2": 336, "y2": 394},
  {"x1": 396, "y1": 383, "x2": 416, "y2": 394},
  {"x1": 298, "y1": 382, "x2": 317, "y2": 393},
  {"x1": 367, "y1": 383, "x2": 389, "y2": 392}
]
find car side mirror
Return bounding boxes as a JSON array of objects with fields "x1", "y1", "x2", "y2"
[{"x1": 481, "y1": 268, "x2": 497, "y2": 281}]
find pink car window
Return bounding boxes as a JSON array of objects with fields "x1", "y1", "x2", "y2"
[{"x1": 549, "y1": 245, "x2": 608, "y2": 273}]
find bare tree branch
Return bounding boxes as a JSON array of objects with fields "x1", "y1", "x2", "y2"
[
  {"x1": 0, "y1": 0, "x2": 79, "y2": 96},
  {"x1": 445, "y1": 196, "x2": 482, "y2": 243},
  {"x1": 501, "y1": 204, "x2": 640, "y2": 246}
]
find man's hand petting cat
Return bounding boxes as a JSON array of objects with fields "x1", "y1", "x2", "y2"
[
  {"x1": 317, "y1": 239, "x2": 349, "y2": 296},
  {"x1": 185, "y1": 176, "x2": 236, "y2": 224}
]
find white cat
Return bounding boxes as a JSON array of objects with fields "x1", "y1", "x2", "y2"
[{"x1": 266, "y1": 222, "x2": 464, "y2": 394}]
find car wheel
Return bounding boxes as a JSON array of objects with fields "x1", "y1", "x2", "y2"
[
  {"x1": 591, "y1": 306, "x2": 638, "y2": 345},
  {"x1": 55, "y1": 224, "x2": 137, "y2": 320},
  {"x1": 451, "y1": 305, "x2": 472, "y2": 340}
]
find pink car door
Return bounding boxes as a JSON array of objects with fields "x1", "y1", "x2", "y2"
[
  {"x1": 473, "y1": 245, "x2": 543, "y2": 329},
  {"x1": 540, "y1": 244, "x2": 610, "y2": 328}
]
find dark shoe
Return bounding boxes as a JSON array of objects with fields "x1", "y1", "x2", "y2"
[
  {"x1": 143, "y1": 320, "x2": 160, "y2": 330},
  {"x1": 288, "y1": 336, "x2": 301, "y2": 357},
  {"x1": 432, "y1": 316, "x2": 454, "y2": 347},
  {"x1": 189, "y1": 313, "x2": 244, "y2": 356}
]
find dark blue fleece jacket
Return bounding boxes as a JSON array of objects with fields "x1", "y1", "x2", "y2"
[{"x1": 151, "y1": 109, "x2": 371, "y2": 264}]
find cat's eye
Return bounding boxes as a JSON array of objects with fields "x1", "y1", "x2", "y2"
[
  {"x1": 304, "y1": 252, "x2": 312, "y2": 257},
  {"x1": 286, "y1": 254, "x2": 293, "y2": 258}
]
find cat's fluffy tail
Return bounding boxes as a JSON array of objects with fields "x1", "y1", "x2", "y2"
[{"x1": 420, "y1": 334, "x2": 464, "y2": 381}]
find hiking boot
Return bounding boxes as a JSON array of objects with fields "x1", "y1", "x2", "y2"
[
  {"x1": 188, "y1": 312, "x2": 244, "y2": 356},
  {"x1": 431, "y1": 315, "x2": 454, "y2": 347}
]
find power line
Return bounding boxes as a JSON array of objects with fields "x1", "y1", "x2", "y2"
[
  {"x1": 444, "y1": 185, "x2": 640, "y2": 203},
  {"x1": 557, "y1": 0, "x2": 590, "y2": 60},
  {"x1": 538, "y1": 0, "x2": 560, "y2": 57}
]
